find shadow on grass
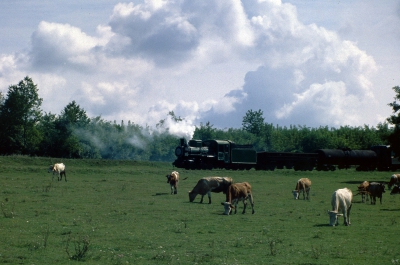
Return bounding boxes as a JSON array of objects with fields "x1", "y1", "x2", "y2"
[
  {"x1": 380, "y1": 208, "x2": 400, "y2": 211},
  {"x1": 153, "y1": 192, "x2": 169, "y2": 196},
  {"x1": 313, "y1": 224, "x2": 331, "y2": 227},
  {"x1": 341, "y1": 180, "x2": 386, "y2": 184}
]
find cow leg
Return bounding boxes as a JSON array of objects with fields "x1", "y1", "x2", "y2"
[
  {"x1": 200, "y1": 195, "x2": 204, "y2": 203},
  {"x1": 170, "y1": 184, "x2": 174, "y2": 194},
  {"x1": 242, "y1": 199, "x2": 247, "y2": 214},
  {"x1": 246, "y1": 193, "x2": 255, "y2": 214},
  {"x1": 207, "y1": 191, "x2": 212, "y2": 204},
  {"x1": 345, "y1": 204, "x2": 352, "y2": 226},
  {"x1": 174, "y1": 185, "x2": 177, "y2": 195}
]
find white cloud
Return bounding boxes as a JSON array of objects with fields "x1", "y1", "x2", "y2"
[{"x1": 0, "y1": 0, "x2": 399, "y2": 134}]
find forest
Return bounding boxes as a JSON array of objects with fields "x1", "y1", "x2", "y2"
[{"x1": 0, "y1": 76, "x2": 399, "y2": 161}]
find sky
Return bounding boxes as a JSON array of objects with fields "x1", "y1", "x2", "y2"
[{"x1": 0, "y1": 0, "x2": 399, "y2": 139}]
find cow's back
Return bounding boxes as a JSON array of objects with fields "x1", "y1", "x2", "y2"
[{"x1": 332, "y1": 188, "x2": 352, "y2": 211}]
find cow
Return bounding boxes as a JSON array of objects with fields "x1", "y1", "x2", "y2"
[
  {"x1": 292, "y1": 178, "x2": 311, "y2": 200},
  {"x1": 189, "y1": 177, "x2": 233, "y2": 204},
  {"x1": 390, "y1": 185, "x2": 400, "y2": 195},
  {"x1": 166, "y1": 171, "x2": 179, "y2": 194},
  {"x1": 221, "y1": 182, "x2": 255, "y2": 215},
  {"x1": 48, "y1": 163, "x2": 66, "y2": 181},
  {"x1": 367, "y1": 182, "x2": 385, "y2": 205},
  {"x1": 388, "y1": 174, "x2": 400, "y2": 190},
  {"x1": 355, "y1": 181, "x2": 370, "y2": 202},
  {"x1": 327, "y1": 188, "x2": 352, "y2": 226}
]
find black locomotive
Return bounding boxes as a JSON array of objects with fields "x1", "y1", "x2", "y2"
[{"x1": 172, "y1": 138, "x2": 400, "y2": 171}]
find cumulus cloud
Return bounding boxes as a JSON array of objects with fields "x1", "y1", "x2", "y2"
[{"x1": 0, "y1": 0, "x2": 398, "y2": 137}]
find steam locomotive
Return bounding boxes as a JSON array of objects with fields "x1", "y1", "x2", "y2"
[{"x1": 172, "y1": 138, "x2": 400, "y2": 171}]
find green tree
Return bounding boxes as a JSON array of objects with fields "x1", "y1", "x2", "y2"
[
  {"x1": 387, "y1": 86, "x2": 400, "y2": 157},
  {"x1": 0, "y1": 77, "x2": 43, "y2": 154},
  {"x1": 242, "y1": 109, "x2": 264, "y2": 136},
  {"x1": 55, "y1": 101, "x2": 90, "y2": 158}
]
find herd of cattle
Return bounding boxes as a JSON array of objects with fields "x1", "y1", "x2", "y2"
[
  {"x1": 165, "y1": 170, "x2": 400, "y2": 226},
  {"x1": 46, "y1": 163, "x2": 400, "y2": 225}
]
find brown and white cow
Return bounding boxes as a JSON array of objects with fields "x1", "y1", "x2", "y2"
[
  {"x1": 367, "y1": 182, "x2": 385, "y2": 205},
  {"x1": 48, "y1": 163, "x2": 66, "y2": 181},
  {"x1": 221, "y1": 182, "x2": 255, "y2": 215},
  {"x1": 166, "y1": 171, "x2": 179, "y2": 194},
  {"x1": 292, "y1": 178, "x2": 311, "y2": 200},
  {"x1": 356, "y1": 181, "x2": 370, "y2": 202},
  {"x1": 388, "y1": 174, "x2": 400, "y2": 190},
  {"x1": 189, "y1": 177, "x2": 233, "y2": 204},
  {"x1": 327, "y1": 188, "x2": 352, "y2": 226}
]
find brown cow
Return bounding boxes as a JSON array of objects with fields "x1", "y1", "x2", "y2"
[
  {"x1": 189, "y1": 177, "x2": 233, "y2": 204},
  {"x1": 221, "y1": 182, "x2": 255, "y2": 215},
  {"x1": 367, "y1": 182, "x2": 385, "y2": 205},
  {"x1": 166, "y1": 171, "x2": 179, "y2": 194},
  {"x1": 292, "y1": 178, "x2": 311, "y2": 200},
  {"x1": 388, "y1": 174, "x2": 400, "y2": 190},
  {"x1": 355, "y1": 181, "x2": 370, "y2": 202},
  {"x1": 390, "y1": 185, "x2": 400, "y2": 195}
]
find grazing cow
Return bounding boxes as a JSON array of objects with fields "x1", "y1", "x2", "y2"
[
  {"x1": 356, "y1": 181, "x2": 370, "y2": 202},
  {"x1": 367, "y1": 182, "x2": 385, "y2": 205},
  {"x1": 390, "y1": 185, "x2": 400, "y2": 195},
  {"x1": 327, "y1": 188, "x2": 352, "y2": 226},
  {"x1": 292, "y1": 178, "x2": 312, "y2": 200},
  {"x1": 48, "y1": 163, "x2": 66, "y2": 181},
  {"x1": 388, "y1": 174, "x2": 400, "y2": 190},
  {"x1": 166, "y1": 171, "x2": 179, "y2": 194},
  {"x1": 221, "y1": 182, "x2": 255, "y2": 215},
  {"x1": 189, "y1": 177, "x2": 233, "y2": 204}
]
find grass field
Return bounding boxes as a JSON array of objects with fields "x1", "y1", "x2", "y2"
[{"x1": 0, "y1": 156, "x2": 399, "y2": 264}]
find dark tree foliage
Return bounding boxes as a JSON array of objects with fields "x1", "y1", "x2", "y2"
[
  {"x1": 387, "y1": 86, "x2": 400, "y2": 157},
  {"x1": 242, "y1": 109, "x2": 264, "y2": 136},
  {"x1": 0, "y1": 77, "x2": 43, "y2": 154}
]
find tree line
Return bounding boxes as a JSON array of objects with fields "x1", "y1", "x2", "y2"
[{"x1": 0, "y1": 77, "x2": 399, "y2": 161}]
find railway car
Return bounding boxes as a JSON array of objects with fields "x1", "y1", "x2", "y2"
[{"x1": 172, "y1": 138, "x2": 400, "y2": 171}]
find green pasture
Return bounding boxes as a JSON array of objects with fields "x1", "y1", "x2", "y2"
[{"x1": 0, "y1": 156, "x2": 399, "y2": 264}]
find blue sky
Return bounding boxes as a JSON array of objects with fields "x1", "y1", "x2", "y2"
[{"x1": 1, "y1": 0, "x2": 399, "y2": 139}]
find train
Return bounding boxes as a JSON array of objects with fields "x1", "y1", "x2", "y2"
[{"x1": 172, "y1": 138, "x2": 400, "y2": 171}]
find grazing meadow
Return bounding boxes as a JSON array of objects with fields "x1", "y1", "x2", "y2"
[{"x1": 0, "y1": 156, "x2": 399, "y2": 264}]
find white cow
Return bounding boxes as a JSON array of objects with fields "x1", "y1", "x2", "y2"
[
  {"x1": 327, "y1": 188, "x2": 352, "y2": 226},
  {"x1": 292, "y1": 178, "x2": 311, "y2": 200},
  {"x1": 48, "y1": 163, "x2": 67, "y2": 181}
]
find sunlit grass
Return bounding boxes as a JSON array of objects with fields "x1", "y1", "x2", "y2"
[{"x1": 0, "y1": 156, "x2": 399, "y2": 264}]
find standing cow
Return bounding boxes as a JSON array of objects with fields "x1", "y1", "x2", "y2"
[
  {"x1": 367, "y1": 182, "x2": 385, "y2": 205},
  {"x1": 166, "y1": 171, "x2": 179, "y2": 194},
  {"x1": 48, "y1": 163, "x2": 66, "y2": 181},
  {"x1": 221, "y1": 182, "x2": 255, "y2": 215},
  {"x1": 189, "y1": 177, "x2": 233, "y2": 204},
  {"x1": 356, "y1": 181, "x2": 370, "y2": 203},
  {"x1": 292, "y1": 178, "x2": 311, "y2": 200},
  {"x1": 388, "y1": 174, "x2": 400, "y2": 190},
  {"x1": 327, "y1": 188, "x2": 353, "y2": 226}
]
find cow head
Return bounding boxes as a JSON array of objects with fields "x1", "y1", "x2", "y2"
[
  {"x1": 48, "y1": 165, "x2": 54, "y2": 173},
  {"x1": 378, "y1": 183, "x2": 386, "y2": 193},
  {"x1": 327, "y1": 210, "x2": 343, "y2": 226},
  {"x1": 166, "y1": 174, "x2": 171, "y2": 183},
  {"x1": 292, "y1": 190, "x2": 299, "y2": 200},
  {"x1": 188, "y1": 191, "x2": 196, "y2": 202},
  {"x1": 390, "y1": 185, "x2": 400, "y2": 195},
  {"x1": 221, "y1": 202, "x2": 234, "y2": 215}
]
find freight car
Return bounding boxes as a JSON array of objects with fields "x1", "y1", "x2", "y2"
[{"x1": 172, "y1": 138, "x2": 400, "y2": 171}]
